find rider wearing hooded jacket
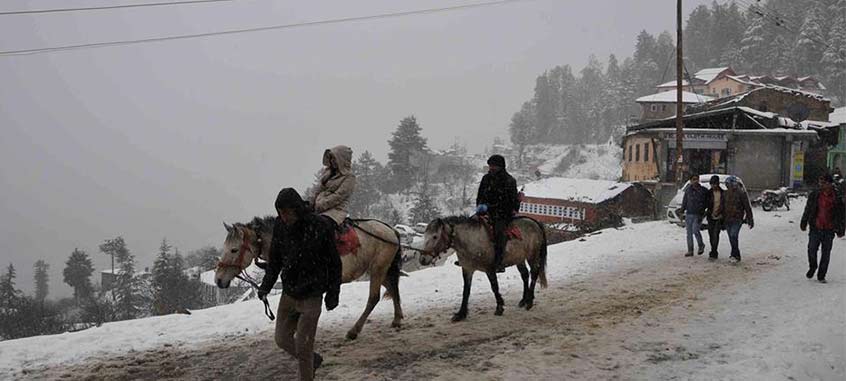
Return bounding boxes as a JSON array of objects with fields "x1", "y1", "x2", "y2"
[
  {"x1": 308, "y1": 145, "x2": 357, "y2": 227},
  {"x1": 258, "y1": 188, "x2": 342, "y2": 381},
  {"x1": 476, "y1": 154, "x2": 520, "y2": 273}
]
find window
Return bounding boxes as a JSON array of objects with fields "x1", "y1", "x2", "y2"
[
  {"x1": 650, "y1": 104, "x2": 659, "y2": 112},
  {"x1": 635, "y1": 144, "x2": 640, "y2": 162},
  {"x1": 628, "y1": 145, "x2": 633, "y2": 162},
  {"x1": 643, "y1": 143, "x2": 649, "y2": 162},
  {"x1": 721, "y1": 88, "x2": 732, "y2": 97}
]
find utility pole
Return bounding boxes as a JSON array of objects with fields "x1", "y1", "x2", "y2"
[{"x1": 674, "y1": 0, "x2": 685, "y2": 185}]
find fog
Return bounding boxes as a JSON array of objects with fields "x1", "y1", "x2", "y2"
[{"x1": 0, "y1": 0, "x2": 708, "y2": 297}]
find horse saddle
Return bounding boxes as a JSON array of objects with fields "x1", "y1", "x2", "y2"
[
  {"x1": 335, "y1": 219, "x2": 361, "y2": 256},
  {"x1": 476, "y1": 215, "x2": 523, "y2": 242}
]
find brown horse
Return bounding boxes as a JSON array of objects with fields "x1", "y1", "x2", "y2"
[
  {"x1": 419, "y1": 216, "x2": 548, "y2": 322},
  {"x1": 215, "y1": 216, "x2": 403, "y2": 340}
]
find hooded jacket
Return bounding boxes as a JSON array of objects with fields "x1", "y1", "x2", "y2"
[
  {"x1": 308, "y1": 145, "x2": 357, "y2": 225},
  {"x1": 477, "y1": 167, "x2": 519, "y2": 221}
]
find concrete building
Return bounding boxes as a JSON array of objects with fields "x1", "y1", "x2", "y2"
[
  {"x1": 828, "y1": 107, "x2": 846, "y2": 172},
  {"x1": 623, "y1": 107, "x2": 819, "y2": 191}
]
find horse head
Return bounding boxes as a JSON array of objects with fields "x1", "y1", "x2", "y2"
[
  {"x1": 419, "y1": 218, "x2": 452, "y2": 266},
  {"x1": 215, "y1": 222, "x2": 260, "y2": 289}
]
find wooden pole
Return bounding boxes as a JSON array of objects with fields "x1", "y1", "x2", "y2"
[{"x1": 674, "y1": 0, "x2": 685, "y2": 185}]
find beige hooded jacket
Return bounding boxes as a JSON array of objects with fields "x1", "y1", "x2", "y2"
[{"x1": 308, "y1": 145, "x2": 356, "y2": 225}]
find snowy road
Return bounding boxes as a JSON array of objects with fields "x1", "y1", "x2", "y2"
[{"x1": 5, "y1": 199, "x2": 845, "y2": 380}]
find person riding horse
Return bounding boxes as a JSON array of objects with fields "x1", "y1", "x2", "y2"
[
  {"x1": 257, "y1": 188, "x2": 342, "y2": 381},
  {"x1": 307, "y1": 145, "x2": 356, "y2": 228},
  {"x1": 476, "y1": 154, "x2": 520, "y2": 273}
]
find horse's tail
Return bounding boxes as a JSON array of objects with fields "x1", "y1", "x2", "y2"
[
  {"x1": 383, "y1": 228, "x2": 403, "y2": 301},
  {"x1": 533, "y1": 218, "x2": 549, "y2": 289}
]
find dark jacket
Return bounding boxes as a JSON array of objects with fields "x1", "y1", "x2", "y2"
[
  {"x1": 801, "y1": 187, "x2": 846, "y2": 235},
  {"x1": 259, "y1": 213, "x2": 342, "y2": 300},
  {"x1": 477, "y1": 169, "x2": 520, "y2": 220},
  {"x1": 680, "y1": 184, "x2": 709, "y2": 217},
  {"x1": 723, "y1": 187, "x2": 753, "y2": 224}
]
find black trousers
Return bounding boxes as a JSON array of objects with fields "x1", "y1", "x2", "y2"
[
  {"x1": 492, "y1": 218, "x2": 509, "y2": 268},
  {"x1": 707, "y1": 217, "x2": 723, "y2": 257},
  {"x1": 808, "y1": 229, "x2": 835, "y2": 280}
]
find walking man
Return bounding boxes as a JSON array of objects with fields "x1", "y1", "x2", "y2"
[
  {"x1": 801, "y1": 174, "x2": 845, "y2": 283},
  {"x1": 722, "y1": 176, "x2": 753, "y2": 262},
  {"x1": 258, "y1": 188, "x2": 343, "y2": 380},
  {"x1": 704, "y1": 175, "x2": 725, "y2": 259},
  {"x1": 679, "y1": 174, "x2": 708, "y2": 257}
]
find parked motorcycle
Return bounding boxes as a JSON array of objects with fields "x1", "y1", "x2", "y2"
[{"x1": 756, "y1": 187, "x2": 790, "y2": 211}]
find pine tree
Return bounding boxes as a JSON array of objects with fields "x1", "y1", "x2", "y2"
[
  {"x1": 99, "y1": 236, "x2": 130, "y2": 284},
  {"x1": 63, "y1": 248, "x2": 94, "y2": 306},
  {"x1": 685, "y1": 4, "x2": 714, "y2": 69},
  {"x1": 102, "y1": 237, "x2": 141, "y2": 320},
  {"x1": 548, "y1": 65, "x2": 577, "y2": 143},
  {"x1": 509, "y1": 102, "x2": 535, "y2": 164},
  {"x1": 739, "y1": 14, "x2": 773, "y2": 73},
  {"x1": 349, "y1": 151, "x2": 383, "y2": 217},
  {"x1": 409, "y1": 180, "x2": 441, "y2": 224},
  {"x1": 33, "y1": 260, "x2": 49, "y2": 303},
  {"x1": 821, "y1": 4, "x2": 846, "y2": 104},
  {"x1": 0, "y1": 264, "x2": 23, "y2": 340},
  {"x1": 792, "y1": 3, "x2": 826, "y2": 75},
  {"x1": 532, "y1": 72, "x2": 557, "y2": 142},
  {"x1": 387, "y1": 116, "x2": 428, "y2": 193}
]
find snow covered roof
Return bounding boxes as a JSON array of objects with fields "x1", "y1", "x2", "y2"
[
  {"x1": 694, "y1": 67, "x2": 732, "y2": 83},
  {"x1": 521, "y1": 177, "x2": 632, "y2": 204},
  {"x1": 636, "y1": 90, "x2": 713, "y2": 104},
  {"x1": 831, "y1": 107, "x2": 846, "y2": 125}
]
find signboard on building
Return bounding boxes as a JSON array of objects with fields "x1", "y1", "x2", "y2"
[
  {"x1": 666, "y1": 132, "x2": 728, "y2": 149},
  {"x1": 790, "y1": 142, "x2": 804, "y2": 188}
]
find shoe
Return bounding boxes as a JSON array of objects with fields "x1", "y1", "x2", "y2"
[
  {"x1": 685, "y1": 252, "x2": 694, "y2": 257},
  {"x1": 697, "y1": 247, "x2": 705, "y2": 255},
  {"x1": 313, "y1": 352, "x2": 324, "y2": 375},
  {"x1": 806, "y1": 269, "x2": 815, "y2": 279},
  {"x1": 708, "y1": 256, "x2": 717, "y2": 261},
  {"x1": 454, "y1": 261, "x2": 461, "y2": 267},
  {"x1": 818, "y1": 278, "x2": 827, "y2": 284},
  {"x1": 495, "y1": 266, "x2": 506, "y2": 273}
]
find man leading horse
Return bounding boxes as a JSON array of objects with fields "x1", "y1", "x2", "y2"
[{"x1": 476, "y1": 154, "x2": 521, "y2": 273}]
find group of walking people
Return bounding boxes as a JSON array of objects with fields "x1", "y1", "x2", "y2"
[
  {"x1": 679, "y1": 172, "x2": 845, "y2": 283},
  {"x1": 678, "y1": 174, "x2": 754, "y2": 262}
]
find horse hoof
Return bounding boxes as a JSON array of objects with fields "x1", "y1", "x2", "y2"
[
  {"x1": 525, "y1": 302, "x2": 534, "y2": 311},
  {"x1": 391, "y1": 321, "x2": 402, "y2": 329},
  {"x1": 451, "y1": 313, "x2": 467, "y2": 322},
  {"x1": 495, "y1": 307, "x2": 504, "y2": 316},
  {"x1": 346, "y1": 331, "x2": 359, "y2": 341},
  {"x1": 518, "y1": 300, "x2": 527, "y2": 308}
]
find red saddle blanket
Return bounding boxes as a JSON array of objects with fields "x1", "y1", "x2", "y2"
[
  {"x1": 336, "y1": 223, "x2": 361, "y2": 256},
  {"x1": 477, "y1": 216, "x2": 523, "y2": 241}
]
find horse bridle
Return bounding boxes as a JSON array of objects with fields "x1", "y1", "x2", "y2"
[
  {"x1": 215, "y1": 228, "x2": 275, "y2": 320},
  {"x1": 425, "y1": 218, "x2": 455, "y2": 261},
  {"x1": 216, "y1": 227, "x2": 265, "y2": 271}
]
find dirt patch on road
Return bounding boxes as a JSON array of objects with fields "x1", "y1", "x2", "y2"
[{"x1": 19, "y1": 255, "x2": 781, "y2": 380}]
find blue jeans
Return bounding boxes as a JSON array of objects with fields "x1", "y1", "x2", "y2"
[
  {"x1": 726, "y1": 221, "x2": 743, "y2": 259},
  {"x1": 808, "y1": 229, "x2": 835, "y2": 280},
  {"x1": 685, "y1": 214, "x2": 704, "y2": 253}
]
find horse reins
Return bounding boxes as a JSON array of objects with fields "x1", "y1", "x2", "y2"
[
  {"x1": 349, "y1": 219, "x2": 428, "y2": 253},
  {"x1": 216, "y1": 229, "x2": 275, "y2": 321}
]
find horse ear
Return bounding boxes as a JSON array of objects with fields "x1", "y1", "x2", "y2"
[{"x1": 224, "y1": 222, "x2": 233, "y2": 233}]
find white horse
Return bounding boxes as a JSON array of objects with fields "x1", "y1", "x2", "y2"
[{"x1": 215, "y1": 216, "x2": 404, "y2": 340}]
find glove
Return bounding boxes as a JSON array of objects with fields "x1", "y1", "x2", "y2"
[
  {"x1": 257, "y1": 289, "x2": 269, "y2": 301},
  {"x1": 476, "y1": 204, "x2": 488, "y2": 214},
  {"x1": 325, "y1": 292, "x2": 339, "y2": 311}
]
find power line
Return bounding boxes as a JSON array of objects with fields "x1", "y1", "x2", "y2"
[
  {"x1": 734, "y1": 0, "x2": 834, "y2": 52},
  {"x1": 0, "y1": 0, "x2": 538, "y2": 57},
  {"x1": 0, "y1": 0, "x2": 237, "y2": 16}
]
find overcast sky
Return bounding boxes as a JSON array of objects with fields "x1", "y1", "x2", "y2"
[{"x1": 0, "y1": 0, "x2": 710, "y2": 297}]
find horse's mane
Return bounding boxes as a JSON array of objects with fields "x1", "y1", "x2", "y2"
[
  {"x1": 441, "y1": 215, "x2": 483, "y2": 227},
  {"x1": 246, "y1": 215, "x2": 276, "y2": 235}
]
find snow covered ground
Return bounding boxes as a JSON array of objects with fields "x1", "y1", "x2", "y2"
[
  {"x1": 1, "y1": 198, "x2": 844, "y2": 380},
  {"x1": 530, "y1": 143, "x2": 622, "y2": 181}
]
